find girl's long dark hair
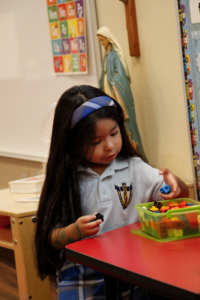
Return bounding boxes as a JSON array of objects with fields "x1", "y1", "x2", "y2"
[{"x1": 34, "y1": 85, "x2": 141, "y2": 279}]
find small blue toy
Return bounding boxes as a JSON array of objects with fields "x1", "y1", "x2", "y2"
[{"x1": 160, "y1": 184, "x2": 171, "y2": 194}]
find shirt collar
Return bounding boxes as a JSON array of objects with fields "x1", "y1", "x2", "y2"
[
  {"x1": 112, "y1": 158, "x2": 129, "y2": 171},
  {"x1": 77, "y1": 157, "x2": 129, "y2": 177}
]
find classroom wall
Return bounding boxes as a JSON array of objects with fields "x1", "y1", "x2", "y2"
[{"x1": 0, "y1": 0, "x2": 195, "y2": 190}]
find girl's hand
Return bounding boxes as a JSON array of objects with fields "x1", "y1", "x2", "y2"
[
  {"x1": 75, "y1": 214, "x2": 102, "y2": 239},
  {"x1": 159, "y1": 168, "x2": 181, "y2": 199}
]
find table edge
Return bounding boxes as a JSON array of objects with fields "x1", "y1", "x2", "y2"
[{"x1": 65, "y1": 247, "x2": 200, "y2": 300}]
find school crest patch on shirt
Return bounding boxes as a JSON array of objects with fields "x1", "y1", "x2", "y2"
[{"x1": 114, "y1": 183, "x2": 133, "y2": 209}]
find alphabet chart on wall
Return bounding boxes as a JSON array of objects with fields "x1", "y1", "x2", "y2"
[{"x1": 46, "y1": 0, "x2": 87, "y2": 74}]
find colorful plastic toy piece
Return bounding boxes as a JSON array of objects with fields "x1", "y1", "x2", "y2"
[
  {"x1": 149, "y1": 206, "x2": 159, "y2": 212},
  {"x1": 167, "y1": 229, "x2": 174, "y2": 237},
  {"x1": 89, "y1": 212, "x2": 104, "y2": 223},
  {"x1": 188, "y1": 220, "x2": 198, "y2": 229},
  {"x1": 158, "y1": 221, "x2": 167, "y2": 230},
  {"x1": 174, "y1": 229, "x2": 183, "y2": 237},
  {"x1": 154, "y1": 201, "x2": 162, "y2": 209},
  {"x1": 187, "y1": 212, "x2": 198, "y2": 221},
  {"x1": 174, "y1": 219, "x2": 184, "y2": 230},
  {"x1": 179, "y1": 214, "x2": 188, "y2": 224},
  {"x1": 170, "y1": 206, "x2": 179, "y2": 210},
  {"x1": 160, "y1": 206, "x2": 169, "y2": 213},
  {"x1": 168, "y1": 202, "x2": 178, "y2": 208},
  {"x1": 160, "y1": 184, "x2": 171, "y2": 194},
  {"x1": 163, "y1": 218, "x2": 174, "y2": 229},
  {"x1": 178, "y1": 201, "x2": 187, "y2": 208},
  {"x1": 171, "y1": 217, "x2": 179, "y2": 221},
  {"x1": 159, "y1": 230, "x2": 168, "y2": 238}
]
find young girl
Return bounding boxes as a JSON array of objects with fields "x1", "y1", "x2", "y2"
[{"x1": 34, "y1": 85, "x2": 189, "y2": 300}]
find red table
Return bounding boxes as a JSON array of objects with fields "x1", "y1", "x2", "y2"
[{"x1": 65, "y1": 222, "x2": 200, "y2": 300}]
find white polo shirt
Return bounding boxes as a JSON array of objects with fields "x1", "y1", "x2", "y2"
[{"x1": 77, "y1": 157, "x2": 165, "y2": 234}]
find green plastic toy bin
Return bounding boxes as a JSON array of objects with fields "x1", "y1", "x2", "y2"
[{"x1": 132, "y1": 198, "x2": 200, "y2": 242}]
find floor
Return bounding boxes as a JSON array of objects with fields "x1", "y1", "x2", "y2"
[{"x1": 0, "y1": 247, "x2": 57, "y2": 300}]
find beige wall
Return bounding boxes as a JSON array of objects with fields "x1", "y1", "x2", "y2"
[
  {"x1": 96, "y1": 0, "x2": 194, "y2": 183},
  {"x1": 0, "y1": 0, "x2": 195, "y2": 190},
  {"x1": 0, "y1": 157, "x2": 42, "y2": 190}
]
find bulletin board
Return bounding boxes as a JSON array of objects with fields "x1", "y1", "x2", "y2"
[
  {"x1": 177, "y1": 0, "x2": 200, "y2": 200},
  {"x1": 0, "y1": 0, "x2": 101, "y2": 162}
]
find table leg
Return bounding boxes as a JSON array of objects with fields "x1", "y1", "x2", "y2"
[
  {"x1": 11, "y1": 215, "x2": 52, "y2": 300},
  {"x1": 104, "y1": 274, "x2": 117, "y2": 300}
]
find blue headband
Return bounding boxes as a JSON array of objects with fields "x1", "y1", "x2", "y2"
[{"x1": 70, "y1": 96, "x2": 116, "y2": 129}]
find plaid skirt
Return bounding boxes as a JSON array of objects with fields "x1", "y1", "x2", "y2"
[
  {"x1": 56, "y1": 262, "x2": 151, "y2": 300},
  {"x1": 56, "y1": 262, "x2": 134, "y2": 300}
]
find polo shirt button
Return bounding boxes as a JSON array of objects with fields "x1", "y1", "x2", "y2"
[{"x1": 102, "y1": 190, "x2": 106, "y2": 195}]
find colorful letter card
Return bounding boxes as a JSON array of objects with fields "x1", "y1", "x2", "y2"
[{"x1": 47, "y1": 0, "x2": 87, "y2": 74}]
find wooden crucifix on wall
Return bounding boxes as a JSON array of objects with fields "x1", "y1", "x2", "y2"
[{"x1": 120, "y1": 0, "x2": 140, "y2": 56}]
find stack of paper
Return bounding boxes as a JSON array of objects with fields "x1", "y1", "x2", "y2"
[
  {"x1": 9, "y1": 175, "x2": 45, "y2": 193},
  {"x1": 15, "y1": 195, "x2": 40, "y2": 205}
]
